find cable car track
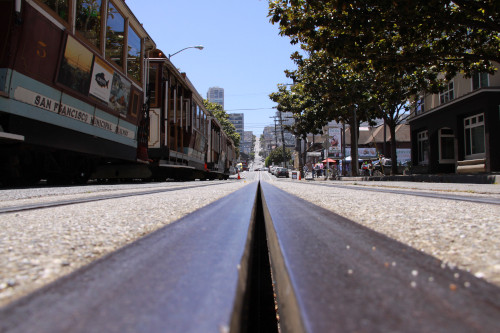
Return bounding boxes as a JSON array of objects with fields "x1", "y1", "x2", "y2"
[
  {"x1": 1, "y1": 180, "x2": 499, "y2": 332},
  {"x1": 285, "y1": 181, "x2": 500, "y2": 206},
  {"x1": 0, "y1": 181, "x2": 234, "y2": 214}
]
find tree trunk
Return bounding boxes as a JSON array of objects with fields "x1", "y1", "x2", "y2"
[
  {"x1": 389, "y1": 121, "x2": 398, "y2": 175},
  {"x1": 301, "y1": 135, "x2": 307, "y2": 178},
  {"x1": 350, "y1": 113, "x2": 359, "y2": 176}
]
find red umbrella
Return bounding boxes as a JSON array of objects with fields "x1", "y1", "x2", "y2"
[{"x1": 322, "y1": 158, "x2": 336, "y2": 163}]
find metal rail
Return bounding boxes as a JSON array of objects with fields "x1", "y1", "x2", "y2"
[
  {"x1": 2, "y1": 181, "x2": 500, "y2": 332},
  {"x1": 261, "y1": 181, "x2": 500, "y2": 332},
  {"x1": 0, "y1": 182, "x2": 265, "y2": 332},
  {"x1": 300, "y1": 182, "x2": 500, "y2": 205},
  {"x1": 0, "y1": 182, "x2": 232, "y2": 214}
]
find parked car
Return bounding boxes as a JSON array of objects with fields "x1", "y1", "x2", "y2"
[
  {"x1": 276, "y1": 167, "x2": 289, "y2": 178},
  {"x1": 372, "y1": 158, "x2": 407, "y2": 175}
]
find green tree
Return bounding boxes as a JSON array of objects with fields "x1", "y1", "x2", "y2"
[
  {"x1": 267, "y1": 146, "x2": 293, "y2": 167},
  {"x1": 269, "y1": 0, "x2": 499, "y2": 79},
  {"x1": 203, "y1": 100, "x2": 240, "y2": 148},
  {"x1": 271, "y1": 52, "x2": 382, "y2": 175}
]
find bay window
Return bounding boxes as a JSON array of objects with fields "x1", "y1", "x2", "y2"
[
  {"x1": 439, "y1": 81, "x2": 454, "y2": 104},
  {"x1": 472, "y1": 73, "x2": 488, "y2": 90}
]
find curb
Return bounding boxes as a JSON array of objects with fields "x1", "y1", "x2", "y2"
[{"x1": 338, "y1": 174, "x2": 499, "y2": 184}]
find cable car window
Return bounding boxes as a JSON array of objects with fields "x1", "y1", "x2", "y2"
[
  {"x1": 127, "y1": 25, "x2": 142, "y2": 82},
  {"x1": 76, "y1": 0, "x2": 102, "y2": 50},
  {"x1": 148, "y1": 63, "x2": 158, "y2": 107},
  {"x1": 106, "y1": 2, "x2": 124, "y2": 68},
  {"x1": 38, "y1": 0, "x2": 70, "y2": 22}
]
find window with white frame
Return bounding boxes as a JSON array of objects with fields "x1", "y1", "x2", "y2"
[
  {"x1": 439, "y1": 81, "x2": 454, "y2": 104},
  {"x1": 438, "y1": 128, "x2": 455, "y2": 163},
  {"x1": 472, "y1": 73, "x2": 489, "y2": 90},
  {"x1": 415, "y1": 96, "x2": 425, "y2": 115},
  {"x1": 464, "y1": 114, "x2": 485, "y2": 158},
  {"x1": 417, "y1": 130, "x2": 429, "y2": 165}
]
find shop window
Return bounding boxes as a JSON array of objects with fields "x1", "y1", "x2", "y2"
[
  {"x1": 127, "y1": 25, "x2": 142, "y2": 82},
  {"x1": 439, "y1": 81, "x2": 454, "y2": 104},
  {"x1": 38, "y1": 0, "x2": 70, "y2": 22},
  {"x1": 464, "y1": 114, "x2": 485, "y2": 158},
  {"x1": 76, "y1": 0, "x2": 102, "y2": 50},
  {"x1": 472, "y1": 73, "x2": 489, "y2": 90},
  {"x1": 417, "y1": 130, "x2": 429, "y2": 165},
  {"x1": 438, "y1": 128, "x2": 455, "y2": 163},
  {"x1": 106, "y1": 2, "x2": 124, "y2": 68}
]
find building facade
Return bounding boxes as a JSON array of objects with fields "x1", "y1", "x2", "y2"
[
  {"x1": 228, "y1": 113, "x2": 244, "y2": 141},
  {"x1": 207, "y1": 87, "x2": 224, "y2": 108},
  {"x1": 240, "y1": 131, "x2": 254, "y2": 156},
  {"x1": 409, "y1": 66, "x2": 500, "y2": 174}
]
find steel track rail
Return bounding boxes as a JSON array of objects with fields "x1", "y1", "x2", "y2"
[
  {"x1": 0, "y1": 181, "x2": 264, "y2": 333},
  {"x1": 0, "y1": 182, "x2": 233, "y2": 214},
  {"x1": 260, "y1": 181, "x2": 500, "y2": 332},
  {"x1": 2, "y1": 181, "x2": 500, "y2": 332},
  {"x1": 302, "y1": 182, "x2": 500, "y2": 205}
]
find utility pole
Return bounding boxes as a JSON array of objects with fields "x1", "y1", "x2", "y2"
[
  {"x1": 351, "y1": 107, "x2": 359, "y2": 176},
  {"x1": 272, "y1": 117, "x2": 279, "y2": 149},
  {"x1": 279, "y1": 111, "x2": 286, "y2": 168},
  {"x1": 342, "y1": 122, "x2": 346, "y2": 176},
  {"x1": 271, "y1": 116, "x2": 279, "y2": 166}
]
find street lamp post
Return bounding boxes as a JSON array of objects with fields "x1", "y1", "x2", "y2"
[{"x1": 168, "y1": 45, "x2": 204, "y2": 59}]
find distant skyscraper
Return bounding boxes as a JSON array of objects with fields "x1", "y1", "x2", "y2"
[{"x1": 207, "y1": 87, "x2": 224, "y2": 108}]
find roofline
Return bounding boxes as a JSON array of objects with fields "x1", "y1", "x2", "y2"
[{"x1": 409, "y1": 88, "x2": 500, "y2": 122}]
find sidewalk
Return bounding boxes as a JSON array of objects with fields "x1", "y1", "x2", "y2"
[{"x1": 328, "y1": 173, "x2": 499, "y2": 184}]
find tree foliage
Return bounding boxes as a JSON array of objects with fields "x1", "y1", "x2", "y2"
[
  {"x1": 267, "y1": 146, "x2": 293, "y2": 166},
  {"x1": 269, "y1": 0, "x2": 499, "y2": 174},
  {"x1": 203, "y1": 100, "x2": 240, "y2": 148},
  {"x1": 269, "y1": 0, "x2": 499, "y2": 79}
]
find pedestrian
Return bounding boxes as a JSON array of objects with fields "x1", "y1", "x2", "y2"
[
  {"x1": 314, "y1": 164, "x2": 320, "y2": 178},
  {"x1": 362, "y1": 161, "x2": 369, "y2": 176}
]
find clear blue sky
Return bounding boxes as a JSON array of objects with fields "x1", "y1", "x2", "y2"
[{"x1": 126, "y1": 0, "x2": 299, "y2": 136}]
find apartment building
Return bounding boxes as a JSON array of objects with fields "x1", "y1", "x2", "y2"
[{"x1": 409, "y1": 66, "x2": 500, "y2": 173}]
